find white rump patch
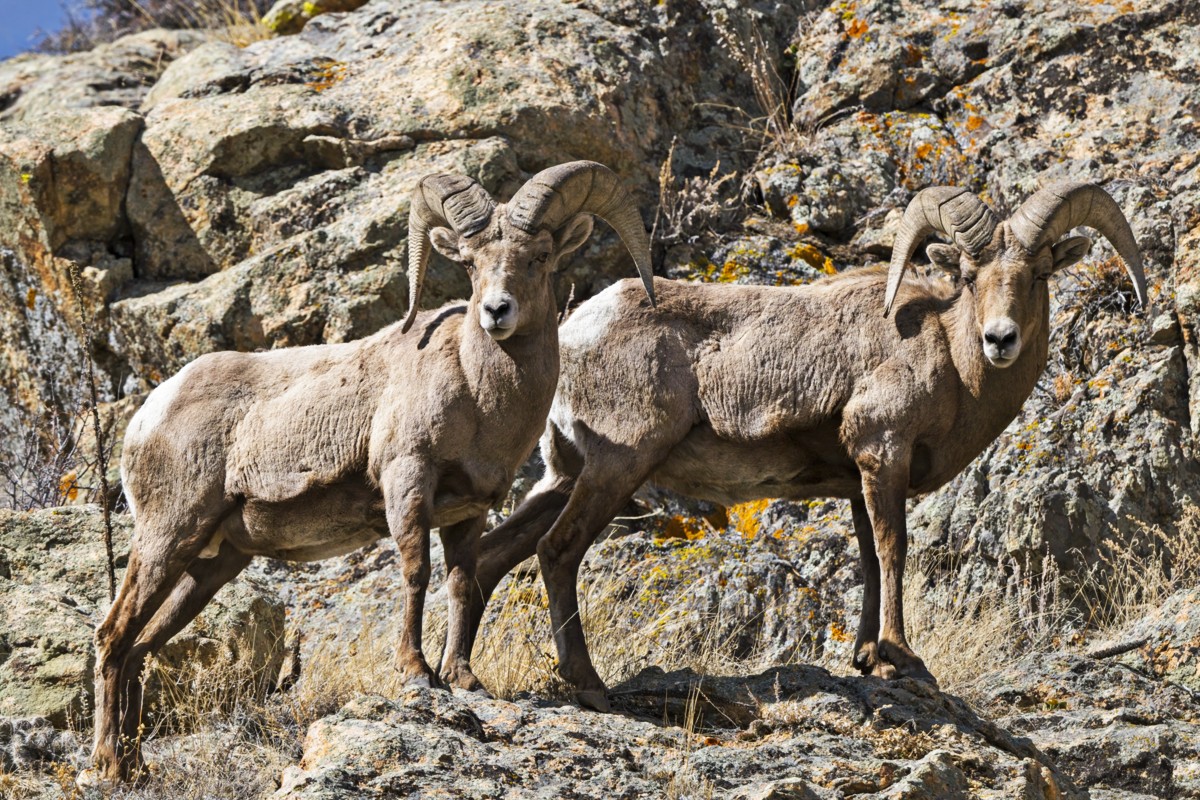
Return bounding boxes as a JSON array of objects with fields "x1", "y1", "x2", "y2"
[
  {"x1": 559, "y1": 282, "x2": 623, "y2": 352},
  {"x1": 125, "y1": 361, "x2": 196, "y2": 450},
  {"x1": 121, "y1": 462, "x2": 137, "y2": 520}
]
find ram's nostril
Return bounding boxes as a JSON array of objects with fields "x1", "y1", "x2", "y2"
[
  {"x1": 984, "y1": 324, "x2": 1018, "y2": 350},
  {"x1": 485, "y1": 300, "x2": 511, "y2": 318}
]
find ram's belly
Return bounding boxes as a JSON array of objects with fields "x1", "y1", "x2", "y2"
[
  {"x1": 650, "y1": 425, "x2": 861, "y2": 505},
  {"x1": 233, "y1": 479, "x2": 388, "y2": 561}
]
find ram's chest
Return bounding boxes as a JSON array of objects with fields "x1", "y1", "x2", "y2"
[{"x1": 428, "y1": 391, "x2": 550, "y2": 528}]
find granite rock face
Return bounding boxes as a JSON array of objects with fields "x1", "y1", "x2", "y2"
[{"x1": 0, "y1": 0, "x2": 806, "y2": 466}]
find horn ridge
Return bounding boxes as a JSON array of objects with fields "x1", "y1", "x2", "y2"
[
  {"x1": 1008, "y1": 181, "x2": 1147, "y2": 306},
  {"x1": 507, "y1": 161, "x2": 656, "y2": 305},
  {"x1": 884, "y1": 186, "x2": 996, "y2": 316},
  {"x1": 402, "y1": 173, "x2": 496, "y2": 334}
]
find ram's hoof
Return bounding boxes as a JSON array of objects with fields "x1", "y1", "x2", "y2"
[
  {"x1": 576, "y1": 688, "x2": 612, "y2": 713},
  {"x1": 877, "y1": 641, "x2": 939, "y2": 689},
  {"x1": 400, "y1": 665, "x2": 447, "y2": 691},
  {"x1": 454, "y1": 685, "x2": 494, "y2": 700},
  {"x1": 899, "y1": 662, "x2": 939, "y2": 689},
  {"x1": 441, "y1": 663, "x2": 488, "y2": 694},
  {"x1": 873, "y1": 661, "x2": 899, "y2": 680},
  {"x1": 76, "y1": 768, "x2": 117, "y2": 791}
]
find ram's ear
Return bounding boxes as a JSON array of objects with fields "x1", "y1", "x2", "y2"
[
  {"x1": 926, "y1": 243, "x2": 961, "y2": 276},
  {"x1": 429, "y1": 227, "x2": 461, "y2": 261},
  {"x1": 555, "y1": 213, "x2": 594, "y2": 259},
  {"x1": 1050, "y1": 235, "x2": 1092, "y2": 273}
]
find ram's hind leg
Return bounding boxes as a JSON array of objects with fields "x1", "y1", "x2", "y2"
[
  {"x1": 120, "y1": 545, "x2": 252, "y2": 746},
  {"x1": 537, "y1": 460, "x2": 649, "y2": 713},
  {"x1": 465, "y1": 476, "x2": 573, "y2": 657},
  {"x1": 89, "y1": 512, "x2": 223, "y2": 782}
]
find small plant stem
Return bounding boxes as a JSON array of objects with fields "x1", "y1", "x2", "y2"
[{"x1": 67, "y1": 265, "x2": 117, "y2": 602}]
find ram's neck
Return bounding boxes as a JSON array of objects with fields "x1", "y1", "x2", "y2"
[
  {"x1": 944, "y1": 285, "x2": 1050, "y2": 451},
  {"x1": 459, "y1": 292, "x2": 560, "y2": 415}
]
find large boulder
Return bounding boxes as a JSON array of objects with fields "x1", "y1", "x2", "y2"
[
  {"x1": 113, "y1": 0, "x2": 802, "y2": 365},
  {"x1": 0, "y1": 29, "x2": 206, "y2": 125},
  {"x1": 0, "y1": 507, "x2": 286, "y2": 727},
  {"x1": 0, "y1": 32, "x2": 204, "y2": 458},
  {"x1": 0, "y1": 104, "x2": 143, "y2": 462}
]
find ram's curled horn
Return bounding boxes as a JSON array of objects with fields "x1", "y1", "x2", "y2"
[
  {"x1": 1008, "y1": 181, "x2": 1147, "y2": 306},
  {"x1": 884, "y1": 187, "x2": 998, "y2": 317},
  {"x1": 507, "y1": 160, "x2": 656, "y2": 306},
  {"x1": 403, "y1": 174, "x2": 496, "y2": 334}
]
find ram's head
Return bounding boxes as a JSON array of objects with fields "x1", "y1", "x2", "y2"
[
  {"x1": 885, "y1": 182, "x2": 1147, "y2": 367},
  {"x1": 404, "y1": 161, "x2": 656, "y2": 340}
]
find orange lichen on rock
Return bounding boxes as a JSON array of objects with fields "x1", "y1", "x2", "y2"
[{"x1": 730, "y1": 499, "x2": 772, "y2": 540}]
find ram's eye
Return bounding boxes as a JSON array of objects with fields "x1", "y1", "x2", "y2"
[{"x1": 536, "y1": 252, "x2": 550, "y2": 264}]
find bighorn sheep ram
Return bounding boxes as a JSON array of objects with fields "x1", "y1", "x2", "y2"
[
  {"x1": 84, "y1": 161, "x2": 655, "y2": 782},
  {"x1": 464, "y1": 182, "x2": 1146, "y2": 711}
]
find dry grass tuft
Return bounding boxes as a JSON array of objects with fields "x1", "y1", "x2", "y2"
[
  {"x1": 711, "y1": 13, "x2": 795, "y2": 152},
  {"x1": 292, "y1": 546, "x2": 777, "y2": 714},
  {"x1": 470, "y1": 556, "x2": 775, "y2": 702},
  {"x1": 904, "y1": 551, "x2": 1076, "y2": 697},
  {"x1": 1082, "y1": 506, "x2": 1200, "y2": 630},
  {"x1": 652, "y1": 138, "x2": 742, "y2": 249},
  {"x1": 24, "y1": 635, "x2": 303, "y2": 799},
  {"x1": 658, "y1": 684, "x2": 718, "y2": 800},
  {"x1": 868, "y1": 725, "x2": 941, "y2": 761},
  {"x1": 904, "y1": 506, "x2": 1200, "y2": 700},
  {"x1": 39, "y1": 0, "x2": 271, "y2": 53}
]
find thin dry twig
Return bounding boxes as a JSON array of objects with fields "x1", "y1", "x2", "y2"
[{"x1": 66, "y1": 264, "x2": 116, "y2": 601}]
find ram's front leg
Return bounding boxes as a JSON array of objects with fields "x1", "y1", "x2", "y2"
[
  {"x1": 438, "y1": 514, "x2": 488, "y2": 694},
  {"x1": 849, "y1": 495, "x2": 889, "y2": 678},
  {"x1": 857, "y1": 449, "x2": 937, "y2": 687},
  {"x1": 382, "y1": 463, "x2": 443, "y2": 689}
]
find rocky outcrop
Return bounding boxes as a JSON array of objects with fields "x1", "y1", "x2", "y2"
[
  {"x1": 276, "y1": 671, "x2": 1081, "y2": 800},
  {"x1": 0, "y1": 507, "x2": 285, "y2": 726},
  {"x1": 263, "y1": 560, "x2": 1200, "y2": 799}
]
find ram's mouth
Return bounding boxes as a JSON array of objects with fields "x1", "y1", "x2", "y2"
[
  {"x1": 985, "y1": 352, "x2": 1017, "y2": 368},
  {"x1": 483, "y1": 321, "x2": 516, "y2": 340},
  {"x1": 983, "y1": 342, "x2": 1020, "y2": 368}
]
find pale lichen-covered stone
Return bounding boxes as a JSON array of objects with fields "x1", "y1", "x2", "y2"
[{"x1": 0, "y1": 507, "x2": 285, "y2": 726}]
